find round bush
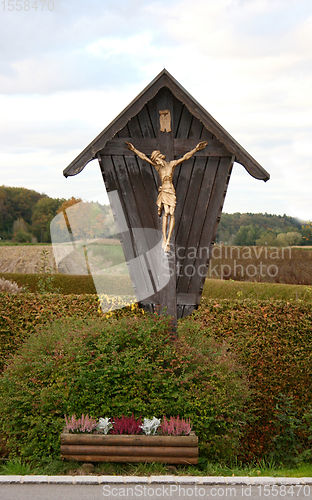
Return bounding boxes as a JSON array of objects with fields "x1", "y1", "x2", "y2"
[{"x1": 0, "y1": 314, "x2": 250, "y2": 462}]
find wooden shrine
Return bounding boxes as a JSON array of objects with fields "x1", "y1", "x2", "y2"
[{"x1": 64, "y1": 69, "x2": 269, "y2": 324}]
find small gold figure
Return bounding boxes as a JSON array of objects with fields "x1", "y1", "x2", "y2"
[{"x1": 125, "y1": 140, "x2": 208, "y2": 252}]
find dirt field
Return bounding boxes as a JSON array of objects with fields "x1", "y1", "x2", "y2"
[
  {"x1": 0, "y1": 245, "x2": 57, "y2": 273},
  {"x1": 1, "y1": 244, "x2": 312, "y2": 285},
  {"x1": 0, "y1": 239, "x2": 123, "y2": 275}
]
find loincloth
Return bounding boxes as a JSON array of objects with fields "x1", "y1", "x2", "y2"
[{"x1": 156, "y1": 187, "x2": 176, "y2": 209}]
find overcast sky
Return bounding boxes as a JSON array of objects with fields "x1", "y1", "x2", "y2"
[{"x1": 0, "y1": 0, "x2": 311, "y2": 221}]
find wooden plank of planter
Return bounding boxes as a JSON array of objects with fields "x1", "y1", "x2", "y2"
[
  {"x1": 60, "y1": 434, "x2": 198, "y2": 447},
  {"x1": 61, "y1": 444, "x2": 198, "y2": 457},
  {"x1": 61, "y1": 454, "x2": 198, "y2": 464}
]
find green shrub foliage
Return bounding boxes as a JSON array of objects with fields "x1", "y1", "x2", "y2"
[
  {"x1": 0, "y1": 272, "x2": 97, "y2": 294},
  {"x1": 1, "y1": 293, "x2": 312, "y2": 463},
  {"x1": 197, "y1": 298, "x2": 312, "y2": 460},
  {"x1": 0, "y1": 293, "x2": 101, "y2": 372},
  {"x1": 0, "y1": 315, "x2": 250, "y2": 462}
]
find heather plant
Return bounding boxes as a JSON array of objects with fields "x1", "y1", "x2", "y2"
[
  {"x1": 64, "y1": 414, "x2": 97, "y2": 433},
  {"x1": 110, "y1": 414, "x2": 142, "y2": 435},
  {"x1": 160, "y1": 416, "x2": 192, "y2": 436}
]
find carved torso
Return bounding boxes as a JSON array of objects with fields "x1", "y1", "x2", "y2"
[{"x1": 158, "y1": 161, "x2": 175, "y2": 191}]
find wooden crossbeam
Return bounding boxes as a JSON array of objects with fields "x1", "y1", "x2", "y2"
[{"x1": 99, "y1": 138, "x2": 231, "y2": 158}]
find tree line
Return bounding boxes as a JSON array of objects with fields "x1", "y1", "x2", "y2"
[
  {"x1": 0, "y1": 186, "x2": 113, "y2": 243},
  {"x1": 1, "y1": 186, "x2": 311, "y2": 245},
  {"x1": 216, "y1": 212, "x2": 312, "y2": 246}
]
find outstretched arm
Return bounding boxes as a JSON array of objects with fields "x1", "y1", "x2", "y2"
[
  {"x1": 173, "y1": 141, "x2": 208, "y2": 167},
  {"x1": 125, "y1": 142, "x2": 155, "y2": 166}
]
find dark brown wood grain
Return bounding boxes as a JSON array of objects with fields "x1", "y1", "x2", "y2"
[{"x1": 97, "y1": 90, "x2": 235, "y2": 319}]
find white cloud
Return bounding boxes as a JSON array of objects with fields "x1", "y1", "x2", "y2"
[{"x1": 0, "y1": 0, "x2": 311, "y2": 219}]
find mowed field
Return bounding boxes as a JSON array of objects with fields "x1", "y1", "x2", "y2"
[
  {"x1": 0, "y1": 245, "x2": 56, "y2": 273},
  {"x1": 0, "y1": 243, "x2": 312, "y2": 286},
  {"x1": 0, "y1": 239, "x2": 123, "y2": 275}
]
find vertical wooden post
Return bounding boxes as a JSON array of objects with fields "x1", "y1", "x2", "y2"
[{"x1": 155, "y1": 89, "x2": 177, "y2": 330}]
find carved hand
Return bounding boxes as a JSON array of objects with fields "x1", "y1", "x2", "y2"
[
  {"x1": 125, "y1": 141, "x2": 135, "y2": 151},
  {"x1": 196, "y1": 141, "x2": 208, "y2": 151}
]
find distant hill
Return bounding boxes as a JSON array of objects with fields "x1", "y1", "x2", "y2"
[
  {"x1": 216, "y1": 212, "x2": 303, "y2": 246},
  {"x1": 1, "y1": 186, "x2": 309, "y2": 246},
  {"x1": 0, "y1": 186, "x2": 112, "y2": 244},
  {"x1": 0, "y1": 186, "x2": 64, "y2": 242}
]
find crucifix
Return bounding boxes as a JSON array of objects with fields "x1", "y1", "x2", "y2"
[
  {"x1": 63, "y1": 70, "x2": 270, "y2": 326},
  {"x1": 124, "y1": 140, "x2": 208, "y2": 252}
]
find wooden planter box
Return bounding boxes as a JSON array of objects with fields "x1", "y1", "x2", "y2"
[{"x1": 60, "y1": 431, "x2": 198, "y2": 464}]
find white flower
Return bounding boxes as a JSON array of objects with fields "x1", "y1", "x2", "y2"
[
  {"x1": 140, "y1": 417, "x2": 161, "y2": 435},
  {"x1": 97, "y1": 417, "x2": 113, "y2": 434}
]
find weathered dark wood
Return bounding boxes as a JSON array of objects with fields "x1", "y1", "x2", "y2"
[
  {"x1": 98, "y1": 156, "x2": 152, "y2": 301},
  {"x1": 63, "y1": 71, "x2": 269, "y2": 321},
  {"x1": 137, "y1": 104, "x2": 156, "y2": 139},
  {"x1": 186, "y1": 156, "x2": 235, "y2": 298},
  {"x1": 117, "y1": 123, "x2": 130, "y2": 138},
  {"x1": 154, "y1": 88, "x2": 177, "y2": 327},
  {"x1": 64, "y1": 69, "x2": 269, "y2": 181},
  {"x1": 176, "y1": 156, "x2": 220, "y2": 312},
  {"x1": 175, "y1": 156, "x2": 206, "y2": 265},
  {"x1": 175, "y1": 155, "x2": 217, "y2": 291},
  {"x1": 173, "y1": 95, "x2": 183, "y2": 137},
  {"x1": 176, "y1": 293, "x2": 197, "y2": 305},
  {"x1": 100, "y1": 138, "x2": 230, "y2": 157},
  {"x1": 98, "y1": 92, "x2": 237, "y2": 317}
]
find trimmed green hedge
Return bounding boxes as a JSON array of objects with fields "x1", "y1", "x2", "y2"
[
  {"x1": 0, "y1": 315, "x2": 249, "y2": 462},
  {"x1": 195, "y1": 298, "x2": 312, "y2": 460},
  {"x1": 0, "y1": 273, "x2": 96, "y2": 294},
  {"x1": 0, "y1": 294, "x2": 100, "y2": 372},
  {"x1": 0, "y1": 272, "x2": 134, "y2": 295}
]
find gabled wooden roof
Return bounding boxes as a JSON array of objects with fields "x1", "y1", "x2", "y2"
[{"x1": 63, "y1": 69, "x2": 269, "y2": 181}]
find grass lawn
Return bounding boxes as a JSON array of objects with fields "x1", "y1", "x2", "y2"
[{"x1": 1, "y1": 458, "x2": 312, "y2": 477}]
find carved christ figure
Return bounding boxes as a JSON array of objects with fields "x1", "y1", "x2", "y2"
[{"x1": 125, "y1": 140, "x2": 208, "y2": 252}]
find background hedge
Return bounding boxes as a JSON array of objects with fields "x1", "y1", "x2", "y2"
[
  {"x1": 196, "y1": 298, "x2": 312, "y2": 460},
  {"x1": 0, "y1": 294, "x2": 100, "y2": 372},
  {"x1": 0, "y1": 272, "x2": 97, "y2": 294}
]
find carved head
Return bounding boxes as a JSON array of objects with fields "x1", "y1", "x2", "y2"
[{"x1": 151, "y1": 151, "x2": 166, "y2": 166}]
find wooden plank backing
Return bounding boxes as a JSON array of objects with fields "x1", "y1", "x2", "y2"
[{"x1": 97, "y1": 89, "x2": 234, "y2": 318}]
